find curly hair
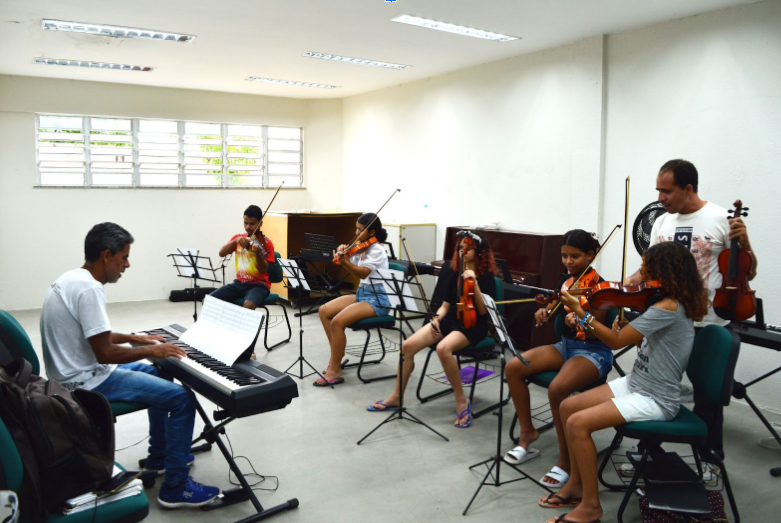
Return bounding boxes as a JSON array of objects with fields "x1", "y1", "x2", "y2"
[
  {"x1": 450, "y1": 232, "x2": 497, "y2": 278},
  {"x1": 642, "y1": 242, "x2": 707, "y2": 320}
]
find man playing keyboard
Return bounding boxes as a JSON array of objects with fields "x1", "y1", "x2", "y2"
[{"x1": 41, "y1": 222, "x2": 220, "y2": 508}]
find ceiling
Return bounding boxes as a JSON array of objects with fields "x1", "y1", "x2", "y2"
[{"x1": 0, "y1": 0, "x2": 759, "y2": 99}]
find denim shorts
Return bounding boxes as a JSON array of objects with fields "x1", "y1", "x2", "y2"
[
  {"x1": 552, "y1": 337, "x2": 613, "y2": 378},
  {"x1": 356, "y1": 283, "x2": 391, "y2": 317}
]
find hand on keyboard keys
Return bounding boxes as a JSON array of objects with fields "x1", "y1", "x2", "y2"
[{"x1": 151, "y1": 343, "x2": 187, "y2": 360}]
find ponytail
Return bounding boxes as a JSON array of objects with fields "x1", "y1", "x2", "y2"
[{"x1": 358, "y1": 213, "x2": 387, "y2": 243}]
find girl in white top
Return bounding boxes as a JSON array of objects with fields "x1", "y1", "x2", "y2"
[{"x1": 315, "y1": 213, "x2": 390, "y2": 387}]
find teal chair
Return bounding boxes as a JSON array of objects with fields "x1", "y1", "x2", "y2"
[
  {"x1": 597, "y1": 325, "x2": 741, "y2": 523},
  {"x1": 415, "y1": 276, "x2": 505, "y2": 419},
  {"x1": 341, "y1": 262, "x2": 408, "y2": 384},
  {"x1": 0, "y1": 416, "x2": 149, "y2": 523},
  {"x1": 232, "y1": 252, "x2": 292, "y2": 352}
]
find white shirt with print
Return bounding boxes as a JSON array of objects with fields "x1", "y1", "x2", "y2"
[{"x1": 649, "y1": 201, "x2": 731, "y2": 326}]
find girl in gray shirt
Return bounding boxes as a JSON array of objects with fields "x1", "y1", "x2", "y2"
[{"x1": 538, "y1": 242, "x2": 707, "y2": 523}]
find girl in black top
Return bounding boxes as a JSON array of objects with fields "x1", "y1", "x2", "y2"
[{"x1": 367, "y1": 231, "x2": 496, "y2": 428}]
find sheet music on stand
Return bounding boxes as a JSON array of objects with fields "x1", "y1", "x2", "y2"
[
  {"x1": 278, "y1": 258, "x2": 311, "y2": 291},
  {"x1": 368, "y1": 268, "x2": 419, "y2": 312},
  {"x1": 483, "y1": 295, "x2": 530, "y2": 366},
  {"x1": 179, "y1": 295, "x2": 265, "y2": 365}
]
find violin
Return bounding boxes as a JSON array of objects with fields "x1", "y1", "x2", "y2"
[
  {"x1": 713, "y1": 200, "x2": 757, "y2": 321},
  {"x1": 333, "y1": 237, "x2": 378, "y2": 265},
  {"x1": 456, "y1": 241, "x2": 477, "y2": 329},
  {"x1": 539, "y1": 280, "x2": 666, "y2": 313},
  {"x1": 562, "y1": 268, "x2": 600, "y2": 313}
]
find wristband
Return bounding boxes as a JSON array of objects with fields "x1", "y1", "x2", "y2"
[{"x1": 580, "y1": 312, "x2": 591, "y2": 327}]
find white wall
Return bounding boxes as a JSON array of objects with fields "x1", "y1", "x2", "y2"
[
  {"x1": 0, "y1": 76, "x2": 343, "y2": 309},
  {"x1": 342, "y1": 36, "x2": 606, "y2": 249},
  {"x1": 600, "y1": 0, "x2": 781, "y2": 408},
  {"x1": 340, "y1": 2, "x2": 781, "y2": 408}
]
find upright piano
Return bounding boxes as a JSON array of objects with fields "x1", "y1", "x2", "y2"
[{"x1": 436, "y1": 226, "x2": 565, "y2": 350}]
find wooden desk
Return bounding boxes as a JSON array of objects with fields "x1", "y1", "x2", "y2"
[{"x1": 263, "y1": 211, "x2": 362, "y2": 301}]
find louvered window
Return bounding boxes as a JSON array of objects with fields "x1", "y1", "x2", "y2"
[{"x1": 36, "y1": 114, "x2": 303, "y2": 188}]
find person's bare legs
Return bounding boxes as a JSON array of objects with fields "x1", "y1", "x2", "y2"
[
  {"x1": 372, "y1": 324, "x2": 441, "y2": 410},
  {"x1": 541, "y1": 357, "x2": 601, "y2": 487},
  {"x1": 545, "y1": 384, "x2": 624, "y2": 523},
  {"x1": 434, "y1": 332, "x2": 474, "y2": 426},
  {"x1": 317, "y1": 298, "x2": 376, "y2": 382},
  {"x1": 318, "y1": 295, "x2": 355, "y2": 348},
  {"x1": 506, "y1": 345, "x2": 564, "y2": 448}
]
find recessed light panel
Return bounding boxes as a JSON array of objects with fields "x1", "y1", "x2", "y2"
[
  {"x1": 246, "y1": 77, "x2": 339, "y2": 89},
  {"x1": 391, "y1": 15, "x2": 518, "y2": 42},
  {"x1": 42, "y1": 19, "x2": 195, "y2": 43},
  {"x1": 34, "y1": 57, "x2": 153, "y2": 72},
  {"x1": 302, "y1": 52, "x2": 410, "y2": 70}
]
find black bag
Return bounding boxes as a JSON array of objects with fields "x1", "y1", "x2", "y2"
[
  {"x1": 639, "y1": 491, "x2": 728, "y2": 522},
  {"x1": 0, "y1": 358, "x2": 115, "y2": 521}
]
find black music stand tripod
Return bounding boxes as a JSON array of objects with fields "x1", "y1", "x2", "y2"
[
  {"x1": 462, "y1": 297, "x2": 540, "y2": 515},
  {"x1": 168, "y1": 248, "x2": 220, "y2": 322},
  {"x1": 357, "y1": 269, "x2": 449, "y2": 444},
  {"x1": 296, "y1": 233, "x2": 353, "y2": 317},
  {"x1": 278, "y1": 258, "x2": 332, "y2": 387}
]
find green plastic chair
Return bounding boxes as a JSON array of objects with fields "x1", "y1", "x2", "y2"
[
  {"x1": 0, "y1": 415, "x2": 149, "y2": 523},
  {"x1": 415, "y1": 276, "x2": 504, "y2": 419},
  {"x1": 231, "y1": 252, "x2": 292, "y2": 352},
  {"x1": 596, "y1": 324, "x2": 741, "y2": 523},
  {"x1": 341, "y1": 261, "x2": 408, "y2": 384}
]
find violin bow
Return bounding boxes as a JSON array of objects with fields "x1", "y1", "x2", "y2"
[
  {"x1": 342, "y1": 188, "x2": 400, "y2": 253},
  {"x1": 619, "y1": 176, "x2": 630, "y2": 321},
  {"x1": 544, "y1": 223, "x2": 622, "y2": 320},
  {"x1": 248, "y1": 181, "x2": 284, "y2": 240}
]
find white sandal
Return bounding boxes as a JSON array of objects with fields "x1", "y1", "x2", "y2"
[
  {"x1": 539, "y1": 466, "x2": 569, "y2": 489},
  {"x1": 503, "y1": 446, "x2": 540, "y2": 465}
]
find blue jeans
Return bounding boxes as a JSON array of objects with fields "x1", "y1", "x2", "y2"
[
  {"x1": 355, "y1": 283, "x2": 391, "y2": 316},
  {"x1": 552, "y1": 337, "x2": 613, "y2": 378},
  {"x1": 93, "y1": 362, "x2": 196, "y2": 487}
]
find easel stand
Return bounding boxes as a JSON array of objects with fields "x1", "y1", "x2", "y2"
[
  {"x1": 168, "y1": 250, "x2": 220, "y2": 322},
  {"x1": 278, "y1": 259, "x2": 331, "y2": 386},
  {"x1": 189, "y1": 398, "x2": 299, "y2": 521},
  {"x1": 463, "y1": 299, "x2": 543, "y2": 515},
  {"x1": 357, "y1": 270, "x2": 449, "y2": 444}
]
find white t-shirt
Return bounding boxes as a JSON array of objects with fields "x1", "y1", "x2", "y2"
[
  {"x1": 41, "y1": 268, "x2": 116, "y2": 391},
  {"x1": 349, "y1": 243, "x2": 389, "y2": 285},
  {"x1": 649, "y1": 201, "x2": 731, "y2": 326}
]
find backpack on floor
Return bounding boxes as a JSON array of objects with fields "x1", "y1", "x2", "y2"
[
  {"x1": 0, "y1": 357, "x2": 115, "y2": 521},
  {"x1": 639, "y1": 491, "x2": 728, "y2": 523}
]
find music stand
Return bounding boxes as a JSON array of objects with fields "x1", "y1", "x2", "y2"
[
  {"x1": 217, "y1": 253, "x2": 232, "y2": 285},
  {"x1": 357, "y1": 268, "x2": 449, "y2": 444},
  {"x1": 295, "y1": 233, "x2": 353, "y2": 317},
  {"x1": 462, "y1": 296, "x2": 539, "y2": 515},
  {"x1": 168, "y1": 248, "x2": 220, "y2": 322},
  {"x1": 278, "y1": 258, "x2": 331, "y2": 387}
]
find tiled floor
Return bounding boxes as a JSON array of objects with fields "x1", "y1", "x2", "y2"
[{"x1": 7, "y1": 299, "x2": 779, "y2": 522}]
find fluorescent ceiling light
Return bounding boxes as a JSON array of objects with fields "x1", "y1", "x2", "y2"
[
  {"x1": 42, "y1": 19, "x2": 195, "y2": 43},
  {"x1": 247, "y1": 77, "x2": 339, "y2": 89},
  {"x1": 302, "y1": 52, "x2": 410, "y2": 70},
  {"x1": 391, "y1": 15, "x2": 519, "y2": 42},
  {"x1": 34, "y1": 57, "x2": 153, "y2": 72}
]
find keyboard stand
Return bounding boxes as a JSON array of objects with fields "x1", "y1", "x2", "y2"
[{"x1": 189, "y1": 395, "x2": 299, "y2": 520}]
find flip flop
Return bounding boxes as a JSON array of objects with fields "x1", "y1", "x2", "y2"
[
  {"x1": 540, "y1": 466, "x2": 569, "y2": 489},
  {"x1": 313, "y1": 376, "x2": 344, "y2": 387},
  {"x1": 455, "y1": 401, "x2": 472, "y2": 428},
  {"x1": 503, "y1": 446, "x2": 540, "y2": 465},
  {"x1": 538, "y1": 493, "x2": 582, "y2": 508},
  {"x1": 546, "y1": 515, "x2": 601, "y2": 523},
  {"x1": 367, "y1": 401, "x2": 400, "y2": 412}
]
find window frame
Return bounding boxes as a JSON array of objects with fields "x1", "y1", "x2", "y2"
[{"x1": 35, "y1": 114, "x2": 304, "y2": 189}]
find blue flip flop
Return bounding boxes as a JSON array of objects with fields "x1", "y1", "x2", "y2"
[
  {"x1": 455, "y1": 401, "x2": 472, "y2": 428},
  {"x1": 367, "y1": 401, "x2": 400, "y2": 412}
]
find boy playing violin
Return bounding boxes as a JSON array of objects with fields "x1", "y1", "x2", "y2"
[{"x1": 210, "y1": 205, "x2": 275, "y2": 314}]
